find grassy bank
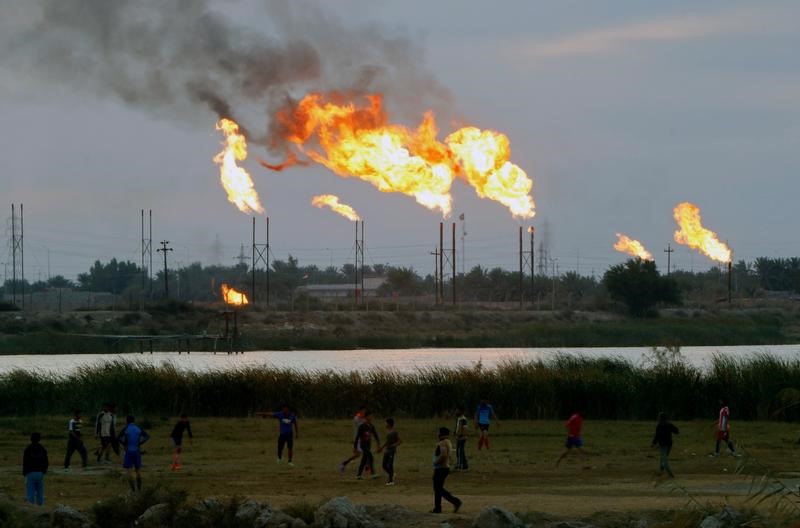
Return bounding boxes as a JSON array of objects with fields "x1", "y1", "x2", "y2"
[
  {"x1": 1, "y1": 307, "x2": 798, "y2": 353},
  {"x1": 1, "y1": 356, "x2": 799, "y2": 421}
]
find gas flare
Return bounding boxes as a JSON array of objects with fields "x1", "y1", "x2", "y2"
[
  {"x1": 311, "y1": 194, "x2": 361, "y2": 221},
  {"x1": 221, "y1": 283, "x2": 249, "y2": 306},
  {"x1": 268, "y1": 93, "x2": 535, "y2": 218},
  {"x1": 214, "y1": 118, "x2": 265, "y2": 215},
  {"x1": 614, "y1": 233, "x2": 653, "y2": 260},
  {"x1": 673, "y1": 202, "x2": 731, "y2": 263}
]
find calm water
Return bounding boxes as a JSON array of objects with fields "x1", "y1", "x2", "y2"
[{"x1": 0, "y1": 345, "x2": 798, "y2": 376}]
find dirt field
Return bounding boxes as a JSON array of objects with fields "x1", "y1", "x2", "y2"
[{"x1": 0, "y1": 417, "x2": 798, "y2": 516}]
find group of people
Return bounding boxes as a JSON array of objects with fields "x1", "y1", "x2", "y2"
[{"x1": 21, "y1": 397, "x2": 742, "y2": 514}]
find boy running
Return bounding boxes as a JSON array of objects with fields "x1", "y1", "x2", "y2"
[
  {"x1": 118, "y1": 415, "x2": 150, "y2": 492},
  {"x1": 170, "y1": 414, "x2": 193, "y2": 470},
  {"x1": 377, "y1": 418, "x2": 401, "y2": 485},
  {"x1": 339, "y1": 405, "x2": 367, "y2": 475},
  {"x1": 23, "y1": 432, "x2": 49, "y2": 506},
  {"x1": 454, "y1": 407, "x2": 469, "y2": 471},
  {"x1": 94, "y1": 403, "x2": 116, "y2": 464},
  {"x1": 651, "y1": 412, "x2": 679, "y2": 478},
  {"x1": 355, "y1": 411, "x2": 379, "y2": 480},
  {"x1": 259, "y1": 404, "x2": 298, "y2": 466},
  {"x1": 474, "y1": 399, "x2": 499, "y2": 450},
  {"x1": 64, "y1": 410, "x2": 88, "y2": 471},
  {"x1": 431, "y1": 427, "x2": 462, "y2": 514},
  {"x1": 710, "y1": 398, "x2": 740, "y2": 457},
  {"x1": 556, "y1": 410, "x2": 587, "y2": 467}
]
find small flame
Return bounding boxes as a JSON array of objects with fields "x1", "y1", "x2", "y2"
[
  {"x1": 221, "y1": 283, "x2": 249, "y2": 306},
  {"x1": 527, "y1": 226, "x2": 535, "y2": 234},
  {"x1": 614, "y1": 233, "x2": 653, "y2": 260},
  {"x1": 214, "y1": 118, "x2": 264, "y2": 215},
  {"x1": 311, "y1": 194, "x2": 361, "y2": 221},
  {"x1": 673, "y1": 202, "x2": 731, "y2": 263},
  {"x1": 268, "y1": 93, "x2": 535, "y2": 218}
]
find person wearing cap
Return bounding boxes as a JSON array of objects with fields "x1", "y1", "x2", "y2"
[{"x1": 431, "y1": 427, "x2": 462, "y2": 514}]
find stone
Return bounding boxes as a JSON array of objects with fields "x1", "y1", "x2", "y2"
[
  {"x1": 51, "y1": 504, "x2": 91, "y2": 528},
  {"x1": 315, "y1": 497, "x2": 382, "y2": 528},
  {"x1": 547, "y1": 522, "x2": 595, "y2": 528},
  {"x1": 235, "y1": 499, "x2": 274, "y2": 528},
  {"x1": 699, "y1": 516, "x2": 723, "y2": 528},
  {"x1": 718, "y1": 506, "x2": 744, "y2": 527},
  {"x1": 136, "y1": 503, "x2": 171, "y2": 527},
  {"x1": 473, "y1": 507, "x2": 527, "y2": 528}
]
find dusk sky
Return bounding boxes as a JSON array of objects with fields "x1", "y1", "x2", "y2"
[{"x1": 2, "y1": 0, "x2": 799, "y2": 282}]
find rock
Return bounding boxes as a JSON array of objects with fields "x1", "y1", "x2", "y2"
[
  {"x1": 473, "y1": 507, "x2": 527, "y2": 528},
  {"x1": 267, "y1": 510, "x2": 305, "y2": 528},
  {"x1": 235, "y1": 499, "x2": 274, "y2": 528},
  {"x1": 136, "y1": 503, "x2": 171, "y2": 527},
  {"x1": 699, "y1": 516, "x2": 723, "y2": 528},
  {"x1": 718, "y1": 506, "x2": 744, "y2": 527},
  {"x1": 315, "y1": 497, "x2": 382, "y2": 528},
  {"x1": 547, "y1": 523, "x2": 595, "y2": 528},
  {"x1": 51, "y1": 504, "x2": 90, "y2": 528}
]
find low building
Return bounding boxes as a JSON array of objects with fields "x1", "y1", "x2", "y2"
[{"x1": 297, "y1": 277, "x2": 387, "y2": 299}]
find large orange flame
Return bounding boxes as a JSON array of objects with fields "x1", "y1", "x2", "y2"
[
  {"x1": 673, "y1": 202, "x2": 731, "y2": 263},
  {"x1": 221, "y1": 283, "x2": 249, "y2": 306},
  {"x1": 214, "y1": 118, "x2": 265, "y2": 215},
  {"x1": 311, "y1": 194, "x2": 361, "y2": 221},
  {"x1": 269, "y1": 93, "x2": 535, "y2": 218},
  {"x1": 614, "y1": 233, "x2": 653, "y2": 260}
]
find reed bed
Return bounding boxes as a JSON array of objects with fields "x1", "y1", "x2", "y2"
[{"x1": 1, "y1": 355, "x2": 798, "y2": 421}]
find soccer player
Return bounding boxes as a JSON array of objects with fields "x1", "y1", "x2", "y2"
[
  {"x1": 94, "y1": 403, "x2": 116, "y2": 464},
  {"x1": 377, "y1": 418, "x2": 401, "y2": 485},
  {"x1": 170, "y1": 414, "x2": 193, "y2": 470},
  {"x1": 454, "y1": 407, "x2": 469, "y2": 471},
  {"x1": 710, "y1": 398, "x2": 740, "y2": 457},
  {"x1": 431, "y1": 427, "x2": 462, "y2": 514},
  {"x1": 23, "y1": 432, "x2": 49, "y2": 506},
  {"x1": 339, "y1": 405, "x2": 367, "y2": 476},
  {"x1": 651, "y1": 412, "x2": 679, "y2": 478},
  {"x1": 474, "y1": 399, "x2": 499, "y2": 450},
  {"x1": 264, "y1": 404, "x2": 298, "y2": 466},
  {"x1": 556, "y1": 410, "x2": 587, "y2": 467},
  {"x1": 118, "y1": 415, "x2": 151, "y2": 492},
  {"x1": 355, "y1": 411, "x2": 379, "y2": 480},
  {"x1": 64, "y1": 410, "x2": 88, "y2": 471}
]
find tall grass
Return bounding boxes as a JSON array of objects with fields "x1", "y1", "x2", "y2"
[{"x1": 1, "y1": 355, "x2": 798, "y2": 420}]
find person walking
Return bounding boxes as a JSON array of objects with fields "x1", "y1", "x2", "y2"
[
  {"x1": 651, "y1": 412, "x2": 679, "y2": 478},
  {"x1": 118, "y1": 415, "x2": 150, "y2": 492},
  {"x1": 94, "y1": 403, "x2": 116, "y2": 464},
  {"x1": 556, "y1": 410, "x2": 588, "y2": 468},
  {"x1": 431, "y1": 427, "x2": 462, "y2": 514},
  {"x1": 474, "y1": 399, "x2": 499, "y2": 450},
  {"x1": 355, "y1": 411, "x2": 379, "y2": 480},
  {"x1": 454, "y1": 407, "x2": 469, "y2": 471},
  {"x1": 170, "y1": 414, "x2": 193, "y2": 470},
  {"x1": 339, "y1": 405, "x2": 367, "y2": 476},
  {"x1": 23, "y1": 432, "x2": 49, "y2": 506},
  {"x1": 64, "y1": 410, "x2": 88, "y2": 471},
  {"x1": 258, "y1": 404, "x2": 298, "y2": 466},
  {"x1": 710, "y1": 398, "x2": 741, "y2": 457},
  {"x1": 377, "y1": 418, "x2": 401, "y2": 485}
]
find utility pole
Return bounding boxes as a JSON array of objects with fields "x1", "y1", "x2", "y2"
[
  {"x1": 141, "y1": 210, "x2": 152, "y2": 309},
  {"x1": 157, "y1": 240, "x2": 173, "y2": 298},
  {"x1": 438, "y1": 223, "x2": 444, "y2": 305},
  {"x1": 252, "y1": 216, "x2": 270, "y2": 306},
  {"x1": 11, "y1": 204, "x2": 24, "y2": 310},
  {"x1": 431, "y1": 247, "x2": 440, "y2": 304},
  {"x1": 519, "y1": 226, "x2": 523, "y2": 310},
  {"x1": 354, "y1": 220, "x2": 365, "y2": 305},
  {"x1": 551, "y1": 258, "x2": 558, "y2": 310},
  {"x1": 664, "y1": 243, "x2": 674, "y2": 276},
  {"x1": 459, "y1": 213, "x2": 466, "y2": 275},
  {"x1": 529, "y1": 227, "x2": 535, "y2": 309},
  {"x1": 520, "y1": 226, "x2": 535, "y2": 310}
]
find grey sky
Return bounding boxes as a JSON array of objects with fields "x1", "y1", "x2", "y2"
[{"x1": 2, "y1": 0, "x2": 799, "y2": 281}]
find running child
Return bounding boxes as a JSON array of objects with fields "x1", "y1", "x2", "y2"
[
  {"x1": 651, "y1": 412, "x2": 679, "y2": 478},
  {"x1": 377, "y1": 418, "x2": 401, "y2": 485},
  {"x1": 339, "y1": 405, "x2": 367, "y2": 475},
  {"x1": 710, "y1": 398, "x2": 740, "y2": 457},
  {"x1": 556, "y1": 410, "x2": 587, "y2": 467},
  {"x1": 260, "y1": 404, "x2": 298, "y2": 466},
  {"x1": 355, "y1": 411, "x2": 379, "y2": 480},
  {"x1": 454, "y1": 407, "x2": 469, "y2": 471},
  {"x1": 474, "y1": 399, "x2": 499, "y2": 450},
  {"x1": 170, "y1": 414, "x2": 193, "y2": 470},
  {"x1": 118, "y1": 415, "x2": 150, "y2": 492},
  {"x1": 64, "y1": 410, "x2": 88, "y2": 471}
]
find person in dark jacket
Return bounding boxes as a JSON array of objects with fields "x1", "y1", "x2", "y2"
[
  {"x1": 651, "y1": 412, "x2": 679, "y2": 478},
  {"x1": 23, "y1": 432, "x2": 49, "y2": 505}
]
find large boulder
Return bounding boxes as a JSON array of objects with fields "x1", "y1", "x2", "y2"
[
  {"x1": 51, "y1": 505, "x2": 91, "y2": 528},
  {"x1": 473, "y1": 507, "x2": 527, "y2": 528},
  {"x1": 136, "y1": 503, "x2": 171, "y2": 527},
  {"x1": 268, "y1": 510, "x2": 307, "y2": 528},
  {"x1": 315, "y1": 497, "x2": 382, "y2": 528},
  {"x1": 235, "y1": 499, "x2": 274, "y2": 528}
]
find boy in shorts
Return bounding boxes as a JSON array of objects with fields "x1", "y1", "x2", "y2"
[
  {"x1": 118, "y1": 415, "x2": 150, "y2": 492},
  {"x1": 474, "y1": 399, "x2": 499, "y2": 450},
  {"x1": 556, "y1": 410, "x2": 587, "y2": 467},
  {"x1": 170, "y1": 414, "x2": 193, "y2": 470}
]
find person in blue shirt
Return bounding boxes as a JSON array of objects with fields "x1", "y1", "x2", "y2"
[
  {"x1": 474, "y1": 399, "x2": 500, "y2": 450},
  {"x1": 117, "y1": 415, "x2": 150, "y2": 492},
  {"x1": 259, "y1": 404, "x2": 299, "y2": 466}
]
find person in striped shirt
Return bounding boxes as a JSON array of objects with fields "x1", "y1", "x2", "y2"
[
  {"x1": 710, "y1": 398, "x2": 740, "y2": 457},
  {"x1": 64, "y1": 410, "x2": 88, "y2": 471}
]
